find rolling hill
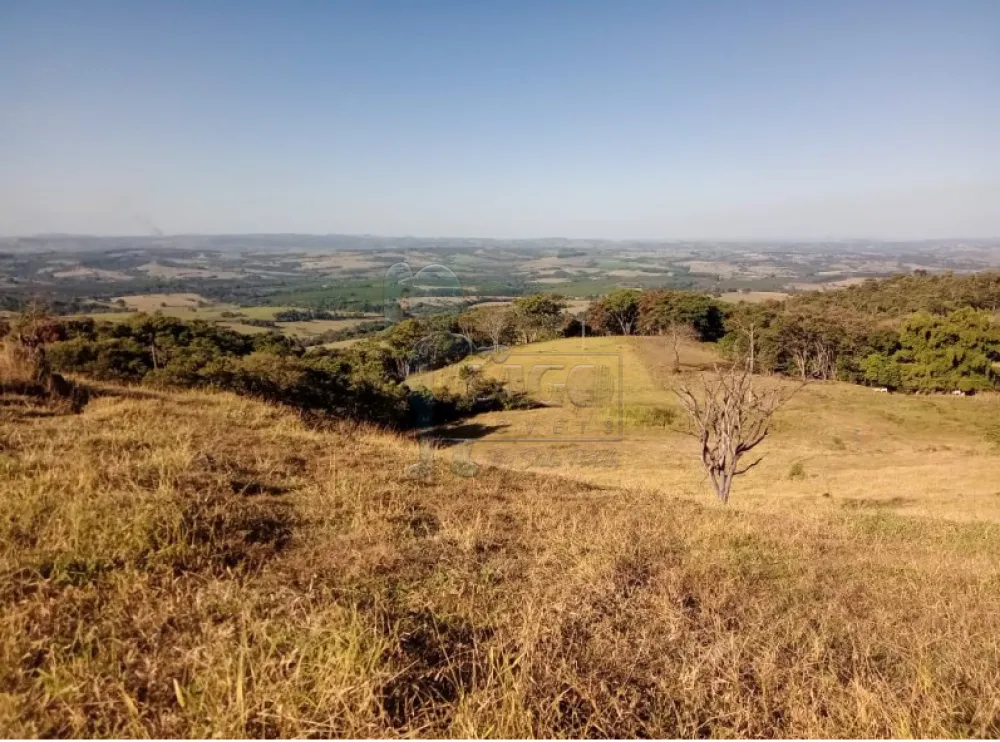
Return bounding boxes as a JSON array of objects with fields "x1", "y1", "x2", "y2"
[
  {"x1": 411, "y1": 335, "x2": 1000, "y2": 524},
  {"x1": 1, "y1": 365, "x2": 999, "y2": 736}
]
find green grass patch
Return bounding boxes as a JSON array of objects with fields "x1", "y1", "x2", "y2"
[{"x1": 622, "y1": 404, "x2": 678, "y2": 429}]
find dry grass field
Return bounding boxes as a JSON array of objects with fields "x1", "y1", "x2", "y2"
[
  {"x1": 1, "y1": 345, "x2": 1000, "y2": 736},
  {"x1": 311, "y1": 337, "x2": 364, "y2": 351},
  {"x1": 272, "y1": 318, "x2": 378, "y2": 339},
  {"x1": 718, "y1": 290, "x2": 790, "y2": 304},
  {"x1": 417, "y1": 336, "x2": 1000, "y2": 524}
]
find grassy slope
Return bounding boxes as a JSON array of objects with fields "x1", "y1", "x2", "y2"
[
  {"x1": 1, "y1": 381, "x2": 999, "y2": 736},
  {"x1": 417, "y1": 336, "x2": 1000, "y2": 524}
]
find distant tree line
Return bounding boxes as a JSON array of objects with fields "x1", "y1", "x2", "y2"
[
  {"x1": 453, "y1": 273, "x2": 1000, "y2": 394},
  {"x1": 719, "y1": 272, "x2": 1000, "y2": 393},
  {"x1": 299, "y1": 319, "x2": 391, "y2": 347},
  {"x1": 10, "y1": 270, "x2": 999, "y2": 428},
  {"x1": 271, "y1": 309, "x2": 343, "y2": 322},
  {"x1": 19, "y1": 314, "x2": 528, "y2": 427},
  {"x1": 0, "y1": 295, "x2": 125, "y2": 316},
  {"x1": 452, "y1": 289, "x2": 726, "y2": 354}
]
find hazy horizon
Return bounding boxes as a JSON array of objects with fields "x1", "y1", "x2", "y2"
[
  {"x1": 3, "y1": 231, "x2": 999, "y2": 243},
  {"x1": 3, "y1": 0, "x2": 998, "y2": 239}
]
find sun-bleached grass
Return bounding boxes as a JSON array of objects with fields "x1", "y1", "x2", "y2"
[
  {"x1": 447, "y1": 336, "x2": 1000, "y2": 524},
  {"x1": 0, "y1": 338, "x2": 43, "y2": 389},
  {"x1": 1, "y1": 378, "x2": 1000, "y2": 736}
]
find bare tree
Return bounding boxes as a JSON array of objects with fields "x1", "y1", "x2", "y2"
[
  {"x1": 477, "y1": 306, "x2": 513, "y2": 350},
  {"x1": 812, "y1": 337, "x2": 837, "y2": 380},
  {"x1": 675, "y1": 362, "x2": 799, "y2": 504},
  {"x1": 456, "y1": 312, "x2": 479, "y2": 342},
  {"x1": 667, "y1": 321, "x2": 696, "y2": 373},
  {"x1": 721, "y1": 315, "x2": 758, "y2": 374}
]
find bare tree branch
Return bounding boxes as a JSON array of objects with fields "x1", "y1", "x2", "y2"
[{"x1": 674, "y1": 360, "x2": 800, "y2": 504}]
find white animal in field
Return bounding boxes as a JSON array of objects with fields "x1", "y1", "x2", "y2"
[
  {"x1": 873, "y1": 386, "x2": 889, "y2": 393},
  {"x1": 951, "y1": 389, "x2": 967, "y2": 397}
]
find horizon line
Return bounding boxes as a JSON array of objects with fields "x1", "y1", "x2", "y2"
[{"x1": 2, "y1": 232, "x2": 997, "y2": 243}]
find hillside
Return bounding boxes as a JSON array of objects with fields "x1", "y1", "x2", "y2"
[
  {"x1": 413, "y1": 336, "x2": 1000, "y2": 523},
  {"x1": 2, "y1": 381, "x2": 1000, "y2": 736}
]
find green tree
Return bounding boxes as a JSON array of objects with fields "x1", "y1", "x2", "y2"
[
  {"x1": 512, "y1": 293, "x2": 566, "y2": 344},
  {"x1": 382, "y1": 319, "x2": 427, "y2": 377},
  {"x1": 458, "y1": 363, "x2": 484, "y2": 394},
  {"x1": 638, "y1": 290, "x2": 725, "y2": 341},
  {"x1": 598, "y1": 288, "x2": 641, "y2": 335},
  {"x1": 860, "y1": 353, "x2": 903, "y2": 390},
  {"x1": 636, "y1": 290, "x2": 726, "y2": 371},
  {"x1": 894, "y1": 308, "x2": 1000, "y2": 392}
]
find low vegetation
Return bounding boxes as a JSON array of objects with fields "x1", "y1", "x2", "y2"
[
  {"x1": 1, "y1": 382, "x2": 999, "y2": 736},
  {"x1": 0, "y1": 311, "x2": 89, "y2": 413},
  {"x1": 3, "y1": 312, "x2": 525, "y2": 430}
]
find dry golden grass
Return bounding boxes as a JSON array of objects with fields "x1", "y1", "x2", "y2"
[
  {"x1": 274, "y1": 318, "x2": 378, "y2": 339},
  {"x1": 0, "y1": 338, "x2": 86, "y2": 414},
  {"x1": 718, "y1": 290, "x2": 790, "y2": 304},
  {"x1": 219, "y1": 317, "x2": 378, "y2": 338},
  {"x1": 0, "y1": 340, "x2": 42, "y2": 388},
  {"x1": 137, "y1": 263, "x2": 242, "y2": 280},
  {"x1": 1, "y1": 375, "x2": 999, "y2": 736},
  {"x1": 312, "y1": 337, "x2": 363, "y2": 351},
  {"x1": 443, "y1": 337, "x2": 1000, "y2": 525}
]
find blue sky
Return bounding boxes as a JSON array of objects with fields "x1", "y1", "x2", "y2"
[{"x1": 1, "y1": 0, "x2": 997, "y2": 238}]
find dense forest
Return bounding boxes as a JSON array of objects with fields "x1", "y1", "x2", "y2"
[
  {"x1": 782, "y1": 271, "x2": 1000, "y2": 317},
  {"x1": 719, "y1": 273, "x2": 1000, "y2": 392}
]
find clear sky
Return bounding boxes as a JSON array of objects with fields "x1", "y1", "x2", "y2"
[{"x1": 2, "y1": 0, "x2": 998, "y2": 239}]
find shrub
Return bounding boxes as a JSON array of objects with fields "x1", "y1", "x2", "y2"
[
  {"x1": 623, "y1": 404, "x2": 677, "y2": 429},
  {"x1": 0, "y1": 315, "x2": 88, "y2": 412},
  {"x1": 0, "y1": 339, "x2": 45, "y2": 388},
  {"x1": 36, "y1": 313, "x2": 522, "y2": 430}
]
